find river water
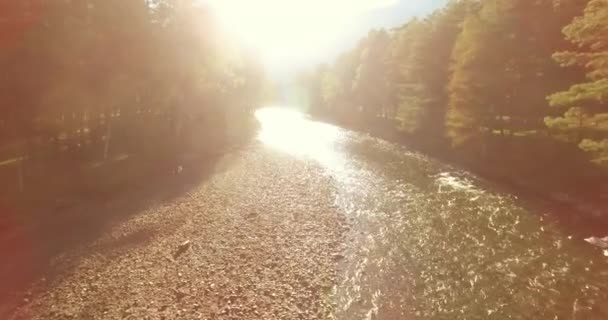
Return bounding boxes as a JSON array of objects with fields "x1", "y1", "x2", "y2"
[{"x1": 255, "y1": 107, "x2": 608, "y2": 320}]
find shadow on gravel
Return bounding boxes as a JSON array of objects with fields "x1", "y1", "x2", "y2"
[
  {"x1": 96, "y1": 226, "x2": 160, "y2": 254},
  {"x1": 0, "y1": 148, "x2": 245, "y2": 316}
]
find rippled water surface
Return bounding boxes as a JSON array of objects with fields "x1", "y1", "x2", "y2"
[{"x1": 256, "y1": 107, "x2": 608, "y2": 319}]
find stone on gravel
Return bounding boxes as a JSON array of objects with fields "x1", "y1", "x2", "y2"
[
  {"x1": 173, "y1": 240, "x2": 192, "y2": 259},
  {"x1": 5, "y1": 147, "x2": 348, "y2": 320}
]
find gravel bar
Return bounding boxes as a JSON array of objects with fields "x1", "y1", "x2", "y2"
[{"x1": 7, "y1": 145, "x2": 349, "y2": 320}]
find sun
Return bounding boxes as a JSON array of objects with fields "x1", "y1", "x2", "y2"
[{"x1": 204, "y1": 0, "x2": 398, "y2": 70}]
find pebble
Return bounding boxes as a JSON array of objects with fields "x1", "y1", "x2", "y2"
[{"x1": 5, "y1": 148, "x2": 347, "y2": 320}]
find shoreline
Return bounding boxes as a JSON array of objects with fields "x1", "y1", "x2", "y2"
[
  {"x1": 312, "y1": 114, "x2": 608, "y2": 237},
  {"x1": 2, "y1": 146, "x2": 349, "y2": 320}
]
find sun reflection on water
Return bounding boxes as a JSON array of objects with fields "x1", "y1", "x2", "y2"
[{"x1": 255, "y1": 107, "x2": 344, "y2": 170}]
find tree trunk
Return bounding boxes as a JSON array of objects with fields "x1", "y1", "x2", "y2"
[{"x1": 103, "y1": 112, "x2": 112, "y2": 161}]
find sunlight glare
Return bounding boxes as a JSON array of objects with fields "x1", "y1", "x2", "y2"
[
  {"x1": 255, "y1": 107, "x2": 344, "y2": 170},
  {"x1": 205, "y1": 0, "x2": 398, "y2": 69}
]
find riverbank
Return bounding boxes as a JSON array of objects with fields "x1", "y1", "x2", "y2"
[
  {"x1": 0, "y1": 114, "x2": 258, "y2": 228},
  {"x1": 0, "y1": 117, "x2": 260, "y2": 313},
  {"x1": 2, "y1": 145, "x2": 348, "y2": 319},
  {"x1": 315, "y1": 114, "x2": 608, "y2": 236}
]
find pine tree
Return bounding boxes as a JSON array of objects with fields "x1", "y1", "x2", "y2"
[
  {"x1": 352, "y1": 29, "x2": 392, "y2": 117},
  {"x1": 547, "y1": 0, "x2": 608, "y2": 164},
  {"x1": 391, "y1": 0, "x2": 469, "y2": 137},
  {"x1": 391, "y1": 19, "x2": 428, "y2": 133},
  {"x1": 447, "y1": 0, "x2": 586, "y2": 153},
  {"x1": 446, "y1": 7, "x2": 502, "y2": 149}
]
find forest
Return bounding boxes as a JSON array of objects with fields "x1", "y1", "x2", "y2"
[
  {"x1": 0, "y1": 0, "x2": 266, "y2": 207},
  {"x1": 303, "y1": 0, "x2": 608, "y2": 205},
  {"x1": 2, "y1": 1, "x2": 608, "y2": 318},
  {"x1": 2, "y1": 0, "x2": 608, "y2": 212}
]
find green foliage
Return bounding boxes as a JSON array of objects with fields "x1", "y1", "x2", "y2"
[
  {"x1": 395, "y1": 1, "x2": 469, "y2": 137},
  {"x1": 352, "y1": 29, "x2": 392, "y2": 117},
  {"x1": 547, "y1": 0, "x2": 608, "y2": 163},
  {"x1": 308, "y1": 0, "x2": 469, "y2": 138},
  {"x1": 0, "y1": 0, "x2": 266, "y2": 163},
  {"x1": 446, "y1": 9, "x2": 496, "y2": 145},
  {"x1": 321, "y1": 71, "x2": 344, "y2": 110},
  {"x1": 549, "y1": 79, "x2": 608, "y2": 107},
  {"x1": 302, "y1": 0, "x2": 608, "y2": 172},
  {"x1": 446, "y1": 0, "x2": 585, "y2": 147},
  {"x1": 0, "y1": 0, "x2": 268, "y2": 195},
  {"x1": 305, "y1": 44, "x2": 363, "y2": 119}
]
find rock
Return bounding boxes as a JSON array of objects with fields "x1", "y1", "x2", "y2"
[
  {"x1": 174, "y1": 289, "x2": 188, "y2": 301},
  {"x1": 584, "y1": 236, "x2": 608, "y2": 248},
  {"x1": 173, "y1": 240, "x2": 192, "y2": 259},
  {"x1": 6, "y1": 148, "x2": 348, "y2": 320}
]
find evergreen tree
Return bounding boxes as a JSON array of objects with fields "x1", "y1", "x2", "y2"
[
  {"x1": 447, "y1": 0, "x2": 586, "y2": 153},
  {"x1": 0, "y1": 0, "x2": 267, "y2": 191},
  {"x1": 392, "y1": 0, "x2": 469, "y2": 137},
  {"x1": 352, "y1": 29, "x2": 391, "y2": 117},
  {"x1": 547, "y1": 0, "x2": 608, "y2": 164}
]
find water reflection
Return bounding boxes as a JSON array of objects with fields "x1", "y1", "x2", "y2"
[
  {"x1": 256, "y1": 107, "x2": 344, "y2": 171},
  {"x1": 256, "y1": 106, "x2": 608, "y2": 319}
]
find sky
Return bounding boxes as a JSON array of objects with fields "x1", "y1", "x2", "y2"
[{"x1": 205, "y1": 0, "x2": 448, "y2": 78}]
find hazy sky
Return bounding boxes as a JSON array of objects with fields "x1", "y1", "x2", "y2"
[{"x1": 206, "y1": 0, "x2": 448, "y2": 77}]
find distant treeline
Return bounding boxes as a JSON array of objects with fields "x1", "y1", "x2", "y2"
[
  {"x1": 0, "y1": 1, "x2": 267, "y2": 194},
  {"x1": 302, "y1": 0, "x2": 608, "y2": 198}
]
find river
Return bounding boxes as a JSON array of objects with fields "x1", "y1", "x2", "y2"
[{"x1": 255, "y1": 107, "x2": 608, "y2": 320}]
